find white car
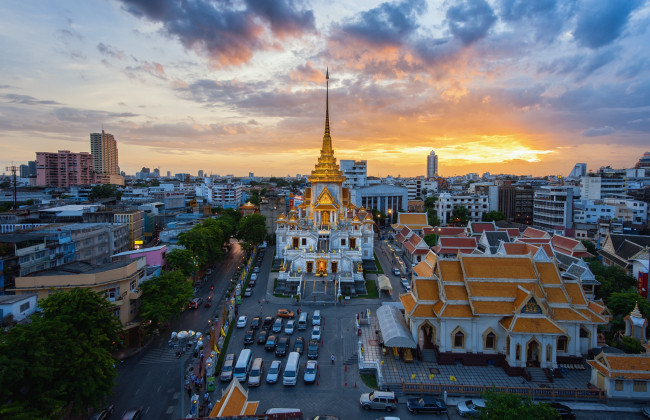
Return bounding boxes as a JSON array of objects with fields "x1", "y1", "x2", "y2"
[
  {"x1": 236, "y1": 315, "x2": 248, "y2": 328},
  {"x1": 400, "y1": 278, "x2": 410, "y2": 291},
  {"x1": 311, "y1": 326, "x2": 321, "y2": 341},
  {"x1": 303, "y1": 360, "x2": 318, "y2": 384},
  {"x1": 285, "y1": 320, "x2": 295, "y2": 335},
  {"x1": 456, "y1": 399, "x2": 485, "y2": 417},
  {"x1": 266, "y1": 360, "x2": 282, "y2": 384},
  {"x1": 251, "y1": 273, "x2": 258, "y2": 281}
]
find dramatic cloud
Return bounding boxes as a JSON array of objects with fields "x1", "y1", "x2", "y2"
[
  {"x1": 573, "y1": 0, "x2": 643, "y2": 49},
  {"x1": 446, "y1": 0, "x2": 497, "y2": 45},
  {"x1": 118, "y1": 0, "x2": 315, "y2": 67}
]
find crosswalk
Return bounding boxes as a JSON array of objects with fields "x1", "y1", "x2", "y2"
[{"x1": 138, "y1": 347, "x2": 190, "y2": 365}]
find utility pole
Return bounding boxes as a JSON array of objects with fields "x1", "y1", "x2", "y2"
[{"x1": 5, "y1": 164, "x2": 18, "y2": 210}]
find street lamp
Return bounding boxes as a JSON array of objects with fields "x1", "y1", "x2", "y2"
[{"x1": 387, "y1": 209, "x2": 392, "y2": 227}]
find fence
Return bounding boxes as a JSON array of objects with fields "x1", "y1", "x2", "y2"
[{"x1": 401, "y1": 382, "x2": 605, "y2": 401}]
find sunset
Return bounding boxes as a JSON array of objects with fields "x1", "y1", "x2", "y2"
[{"x1": 1, "y1": 0, "x2": 648, "y2": 176}]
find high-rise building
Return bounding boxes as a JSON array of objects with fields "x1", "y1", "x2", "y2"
[
  {"x1": 427, "y1": 150, "x2": 438, "y2": 178},
  {"x1": 498, "y1": 185, "x2": 534, "y2": 225},
  {"x1": 90, "y1": 130, "x2": 119, "y2": 175},
  {"x1": 567, "y1": 163, "x2": 587, "y2": 180},
  {"x1": 533, "y1": 186, "x2": 574, "y2": 231},
  {"x1": 340, "y1": 160, "x2": 367, "y2": 188},
  {"x1": 35, "y1": 150, "x2": 95, "y2": 187},
  {"x1": 198, "y1": 170, "x2": 204, "y2": 178}
]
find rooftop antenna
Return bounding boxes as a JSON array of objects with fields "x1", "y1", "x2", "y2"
[{"x1": 5, "y1": 162, "x2": 18, "y2": 210}]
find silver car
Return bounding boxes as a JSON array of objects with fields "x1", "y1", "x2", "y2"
[
  {"x1": 456, "y1": 399, "x2": 485, "y2": 417},
  {"x1": 266, "y1": 360, "x2": 282, "y2": 384}
]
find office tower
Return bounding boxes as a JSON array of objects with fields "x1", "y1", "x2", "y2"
[
  {"x1": 90, "y1": 130, "x2": 119, "y2": 175},
  {"x1": 427, "y1": 150, "x2": 438, "y2": 178},
  {"x1": 35, "y1": 150, "x2": 94, "y2": 187},
  {"x1": 567, "y1": 163, "x2": 587, "y2": 180},
  {"x1": 198, "y1": 170, "x2": 204, "y2": 178},
  {"x1": 340, "y1": 160, "x2": 367, "y2": 188}
]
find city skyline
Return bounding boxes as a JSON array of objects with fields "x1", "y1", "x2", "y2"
[{"x1": 1, "y1": 0, "x2": 649, "y2": 177}]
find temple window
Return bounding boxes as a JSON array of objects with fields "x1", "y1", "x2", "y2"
[
  {"x1": 452, "y1": 327, "x2": 465, "y2": 349},
  {"x1": 546, "y1": 344, "x2": 552, "y2": 362},
  {"x1": 557, "y1": 336, "x2": 568, "y2": 352},
  {"x1": 515, "y1": 344, "x2": 521, "y2": 360},
  {"x1": 301, "y1": 238, "x2": 307, "y2": 246},
  {"x1": 341, "y1": 239, "x2": 346, "y2": 246},
  {"x1": 484, "y1": 332, "x2": 496, "y2": 350}
]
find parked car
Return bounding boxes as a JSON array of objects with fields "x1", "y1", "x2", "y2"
[
  {"x1": 244, "y1": 330, "x2": 255, "y2": 345},
  {"x1": 275, "y1": 337, "x2": 290, "y2": 357},
  {"x1": 392, "y1": 268, "x2": 400, "y2": 276},
  {"x1": 285, "y1": 320, "x2": 295, "y2": 335},
  {"x1": 263, "y1": 316, "x2": 273, "y2": 329},
  {"x1": 272, "y1": 318, "x2": 283, "y2": 333},
  {"x1": 220, "y1": 353, "x2": 236, "y2": 382},
  {"x1": 251, "y1": 273, "x2": 258, "y2": 281},
  {"x1": 122, "y1": 407, "x2": 144, "y2": 420},
  {"x1": 257, "y1": 329, "x2": 268, "y2": 345},
  {"x1": 307, "y1": 339, "x2": 319, "y2": 359},
  {"x1": 303, "y1": 360, "x2": 318, "y2": 384},
  {"x1": 293, "y1": 336, "x2": 305, "y2": 354},
  {"x1": 251, "y1": 316, "x2": 261, "y2": 330},
  {"x1": 548, "y1": 402, "x2": 576, "y2": 420},
  {"x1": 244, "y1": 287, "x2": 253, "y2": 297},
  {"x1": 236, "y1": 315, "x2": 248, "y2": 328},
  {"x1": 253, "y1": 266, "x2": 260, "y2": 273},
  {"x1": 249, "y1": 279, "x2": 256, "y2": 287},
  {"x1": 90, "y1": 405, "x2": 114, "y2": 420},
  {"x1": 359, "y1": 391, "x2": 397, "y2": 412},
  {"x1": 456, "y1": 399, "x2": 485, "y2": 417},
  {"x1": 277, "y1": 309, "x2": 295, "y2": 319},
  {"x1": 406, "y1": 396, "x2": 447, "y2": 415},
  {"x1": 266, "y1": 360, "x2": 282, "y2": 384},
  {"x1": 642, "y1": 407, "x2": 650, "y2": 419},
  {"x1": 312, "y1": 310, "x2": 321, "y2": 326},
  {"x1": 265, "y1": 335, "x2": 278, "y2": 351},
  {"x1": 311, "y1": 325, "x2": 321, "y2": 341},
  {"x1": 400, "y1": 278, "x2": 410, "y2": 291}
]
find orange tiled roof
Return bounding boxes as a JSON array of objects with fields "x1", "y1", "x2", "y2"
[
  {"x1": 467, "y1": 281, "x2": 542, "y2": 299},
  {"x1": 440, "y1": 304, "x2": 473, "y2": 318},
  {"x1": 469, "y1": 222, "x2": 496, "y2": 234},
  {"x1": 472, "y1": 301, "x2": 512, "y2": 314},
  {"x1": 551, "y1": 307, "x2": 589, "y2": 322},
  {"x1": 498, "y1": 228, "x2": 522, "y2": 238},
  {"x1": 398, "y1": 213, "x2": 429, "y2": 226},
  {"x1": 244, "y1": 402, "x2": 259, "y2": 415},
  {"x1": 544, "y1": 287, "x2": 569, "y2": 304},
  {"x1": 412, "y1": 303, "x2": 436, "y2": 317},
  {"x1": 400, "y1": 293, "x2": 416, "y2": 315},
  {"x1": 500, "y1": 243, "x2": 531, "y2": 255},
  {"x1": 564, "y1": 282, "x2": 587, "y2": 305},
  {"x1": 425, "y1": 250, "x2": 438, "y2": 266},
  {"x1": 499, "y1": 316, "x2": 514, "y2": 330},
  {"x1": 424, "y1": 226, "x2": 467, "y2": 237},
  {"x1": 462, "y1": 256, "x2": 537, "y2": 279},
  {"x1": 536, "y1": 262, "x2": 562, "y2": 284},
  {"x1": 589, "y1": 354, "x2": 650, "y2": 380},
  {"x1": 522, "y1": 227, "x2": 550, "y2": 238},
  {"x1": 444, "y1": 284, "x2": 468, "y2": 301},
  {"x1": 414, "y1": 279, "x2": 439, "y2": 301},
  {"x1": 438, "y1": 260, "x2": 464, "y2": 282},
  {"x1": 509, "y1": 317, "x2": 565, "y2": 334},
  {"x1": 433, "y1": 301, "x2": 444, "y2": 316},
  {"x1": 413, "y1": 261, "x2": 434, "y2": 278},
  {"x1": 577, "y1": 308, "x2": 607, "y2": 323}
]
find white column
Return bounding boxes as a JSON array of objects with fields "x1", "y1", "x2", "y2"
[{"x1": 471, "y1": 321, "x2": 477, "y2": 352}]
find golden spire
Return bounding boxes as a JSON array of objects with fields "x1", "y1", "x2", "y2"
[{"x1": 309, "y1": 68, "x2": 345, "y2": 184}]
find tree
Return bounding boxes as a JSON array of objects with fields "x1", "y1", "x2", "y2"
[
  {"x1": 237, "y1": 213, "x2": 267, "y2": 245},
  {"x1": 482, "y1": 210, "x2": 506, "y2": 222},
  {"x1": 450, "y1": 205, "x2": 470, "y2": 226},
  {"x1": 581, "y1": 240, "x2": 597, "y2": 256},
  {"x1": 139, "y1": 271, "x2": 194, "y2": 328},
  {"x1": 166, "y1": 248, "x2": 195, "y2": 277},
  {"x1": 588, "y1": 260, "x2": 636, "y2": 300},
  {"x1": 423, "y1": 233, "x2": 439, "y2": 247},
  {"x1": 427, "y1": 209, "x2": 440, "y2": 227},
  {"x1": 88, "y1": 184, "x2": 122, "y2": 200},
  {"x1": 423, "y1": 196, "x2": 438, "y2": 209},
  {"x1": 0, "y1": 288, "x2": 121, "y2": 418},
  {"x1": 479, "y1": 390, "x2": 558, "y2": 420}
]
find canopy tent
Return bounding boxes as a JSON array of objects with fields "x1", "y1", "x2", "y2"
[
  {"x1": 377, "y1": 275, "x2": 392, "y2": 292},
  {"x1": 376, "y1": 305, "x2": 416, "y2": 349}
]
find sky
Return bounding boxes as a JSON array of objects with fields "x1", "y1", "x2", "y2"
[{"x1": 1, "y1": 0, "x2": 649, "y2": 178}]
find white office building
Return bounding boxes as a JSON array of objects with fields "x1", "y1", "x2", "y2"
[{"x1": 427, "y1": 150, "x2": 439, "y2": 178}]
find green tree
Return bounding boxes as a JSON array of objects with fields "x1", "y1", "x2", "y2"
[
  {"x1": 427, "y1": 209, "x2": 440, "y2": 227},
  {"x1": 450, "y1": 206, "x2": 470, "y2": 226},
  {"x1": 479, "y1": 390, "x2": 558, "y2": 420},
  {"x1": 423, "y1": 196, "x2": 438, "y2": 209},
  {"x1": 237, "y1": 213, "x2": 267, "y2": 244},
  {"x1": 0, "y1": 288, "x2": 121, "y2": 418},
  {"x1": 423, "y1": 233, "x2": 439, "y2": 247},
  {"x1": 166, "y1": 248, "x2": 195, "y2": 277},
  {"x1": 581, "y1": 240, "x2": 597, "y2": 256},
  {"x1": 619, "y1": 336, "x2": 644, "y2": 354},
  {"x1": 588, "y1": 260, "x2": 636, "y2": 300},
  {"x1": 139, "y1": 270, "x2": 194, "y2": 327},
  {"x1": 482, "y1": 210, "x2": 506, "y2": 222},
  {"x1": 88, "y1": 184, "x2": 122, "y2": 200}
]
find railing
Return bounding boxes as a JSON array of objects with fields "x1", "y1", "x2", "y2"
[{"x1": 401, "y1": 382, "x2": 605, "y2": 401}]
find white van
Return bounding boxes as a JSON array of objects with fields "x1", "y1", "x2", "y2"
[
  {"x1": 312, "y1": 310, "x2": 321, "y2": 326},
  {"x1": 282, "y1": 351, "x2": 300, "y2": 386},
  {"x1": 297, "y1": 312, "x2": 308, "y2": 330},
  {"x1": 247, "y1": 357, "x2": 264, "y2": 387},
  {"x1": 264, "y1": 408, "x2": 302, "y2": 415},
  {"x1": 233, "y1": 348, "x2": 253, "y2": 382}
]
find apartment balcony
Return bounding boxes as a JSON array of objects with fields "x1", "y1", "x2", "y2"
[{"x1": 129, "y1": 288, "x2": 142, "y2": 299}]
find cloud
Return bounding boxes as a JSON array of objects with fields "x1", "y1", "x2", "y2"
[
  {"x1": 97, "y1": 43, "x2": 126, "y2": 60},
  {"x1": 498, "y1": 0, "x2": 577, "y2": 43},
  {"x1": 125, "y1": 61, "x2": 168, "y2": 81},
  {"x1": 446, "y1": 0, "x2": 497, "y2": 45},
  {"x1": 573, "y1": 0, "x2": 643, "y2": 49},
  {"x1": 118, "y1": 0, "x2": 315, "y2": 67},
  {"x1": 1, "y1": 94, "x2": 61, "y2": 106},
  {"x1": 336, "y1": 0, "x2": 426, "y2": 47},
  {"x1": 582, "y1": 126, "x2": 615, "y2": 137}
]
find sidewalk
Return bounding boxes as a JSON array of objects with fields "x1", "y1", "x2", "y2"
[{"x1": 443, "y1": 396, "x2": 642, "y2": 413}]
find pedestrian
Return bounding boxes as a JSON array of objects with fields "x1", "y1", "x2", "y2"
[
  {"x1": 208, "y1": 401, "x2": 213, "y2": 413},
  {"x1": 204, "y1": 392, "x2": 210, "y2": 402},
  {"x1": 297, "y1": 308, "x2": 301, "y2": 316},
  {"x1": 331, "y1": 354, "x2": 335, "y2": 364}
]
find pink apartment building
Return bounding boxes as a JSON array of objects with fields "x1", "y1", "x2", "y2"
[{"x1": 36, "y1": 150, "x2": 96, "y2": 187}]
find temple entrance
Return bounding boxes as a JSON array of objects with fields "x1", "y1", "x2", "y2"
[
  {"x1": 331, "y1": 261, "x2": 338, "y2": 273},
  {"x1": 527, "y1": 339, "x2": 540, "y2": 367},
  {"x1": 321, "y1": 211, "x2": 330, "y2": 227},
  {"x1": 418, "y1": 323, "x2": 436, "y2": 349},
  {"x1": 316, "y1": 257, "x2": 328, "y2": 276},
  {"x1": 292, "y1": 237, "x2": 299, "y2": 248},
  {"x1": 307, "y1": 261, "x2": 313, "y2": 273},
  {"x1": 350, "y1": 238, "x2": 356, "y2": 249}
]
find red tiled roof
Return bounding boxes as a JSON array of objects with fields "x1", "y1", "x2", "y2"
[
  {"x1": 470, "y1": 222, "x2": 496, "y2": 234},
  {"x1": 522, "y1": 227, "x2": 549, "y2": 239},
  {"x1": 498, "y1": 228, "x2": 521, "y2": 238},
  {"x1": 424, "y1": 226, "x2": 467, "y2": 237}
]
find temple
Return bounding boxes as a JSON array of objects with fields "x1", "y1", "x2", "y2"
[{"x1": 275, "y1": 70, "x2": 375, "y2": 299}]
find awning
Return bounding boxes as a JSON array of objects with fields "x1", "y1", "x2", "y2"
[
  {"x1": 376, "y1": 305, "x2": 416, "y2": 349},
  {"x1": 377, "y1": 275, "x2": 392, "y2": 291}
]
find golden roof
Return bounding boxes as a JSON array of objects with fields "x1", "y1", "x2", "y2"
[
  {"x1": 564, "y1": 282, "x2": 587, "y2": 306},
  {"x1": 508, "y1": 317, "x2": 565, "y2": 334},
  {"x1": 444, "y1": 285, "x2": 469, "y2": 301},
  {"x1": 544, "y1": 287, "x2": 569, "y2": 304},
  {"x1": 500, "y1": 316, "x2": 514, "y2": 330},
  {"x1": 413, "y1": 260, "x2": 434, "y2": 278},
  {"x1": 440, "y1": 304, "x2": 473, "y2": 318},
  {"x1": 412, "y1": 304, "x2": 436, "y2": 318},
  {"x1": 277, "y1": 213, "x2": 286, "y2": 220},
  {"x1": 577, "y1": 308, "x2": 607, "y2": 323},
  {"x1": 308, "y1": 72, "x2": 346, "y2": 184},
  {"x1": 467, "y1": 281, "x2": 541, "y2": 299},
  {"x1": 433, "y1": 301, "x2": 445, "y2": 316},
  {"x1": 536, "y1": 262, "x2": 562, "y2": 284},
  {"x1": 414, "y1": 278, "x2": 439, "y2": 300},
  {"x1": 462, "y1": 256, "x2": 537, "y2": 279},
  {"x1": 552, "y1": 307, "x2": 589, "y2": 322},
  {"x1": 400, "y1": 293, "x2": 416, "y2": 315},
  {"x1": 425, "y1": 250, "x2": 438, "y2": 266},
  {"x1": 438, "y1": 260, "x2": 463, "y2": 283},
  {"x1": 398, "y1": 213, "x2": 428, "y2": 226},
  {"x1": 352, "y1": 215, "x2": 361, "y2": 222},
  {"x1": 588, "y1": 354, "x2": 650, "y2": 380},
  {"x1": 472, "y1": 301, "x2": 512, "y2": 315}
]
